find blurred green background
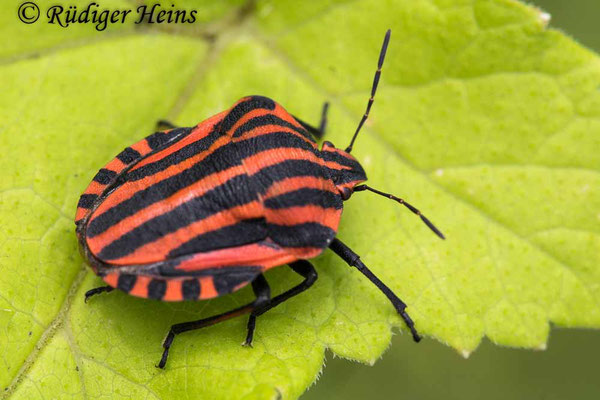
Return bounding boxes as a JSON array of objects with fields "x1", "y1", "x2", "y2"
[{"x1": 305, "y1": 0, "x2": 600, "y2": 399}]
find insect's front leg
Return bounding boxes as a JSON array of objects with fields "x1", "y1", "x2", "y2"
[
  {"x1": 293, "y1": 102, "x2": 329, "y2": 139},
  {"x1": 329, "y1": 238, "x2": 421, "y2": 342},
  {"x1": 155, "y1": 119, "x2": 179, "y2": 130},
  {"x1": 317, "y1": 102, "x2": 329, "y2": 137},
  {"x1": 244, "y1": 261, "x2": 318, "y2": 342}
]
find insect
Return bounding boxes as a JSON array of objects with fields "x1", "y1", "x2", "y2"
[{"x1": 75, "y1": 29, "x2": 444, "y2": 369}]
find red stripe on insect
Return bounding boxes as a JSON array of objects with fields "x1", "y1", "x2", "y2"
[
  {"x1": 87, "y1": 165, "x2": 248, "y2": 252},
  {"x1": 198, "y1": 277, "x2": 217, "y2": 299},
  {"x1": 89, "y1": 137, "x2": 232, "y2": 221},
  {"x1": 266, "y1": 206, "x2": 342, "y2": 229},
  {"x1": 102, "y1": 272, "x2": 119, "y2": 288},
  {"x1": 105, "y1": 157, "x2": 127, "y2": 172},
  {"x1": 93, "y1": 125, "x2": 318, "y2": 225},
  {"x1": 243, "y1": 148, "x2": 324, "y2": 175},
  {"x1": 130, "y1": 139, "x2": 151, "y2": 156},
  {"x1": 225, "y1": 108, "x2": 273, "y2": 136},
  {"x1": 75, "y1": 208, "x2": 87, "y2": 222},
  {"x1": 233, "y1": 123, "x2": 316, "y2": 147},
  {"x1": 103, "y1": 201, "x2": 264, "y2": 265},
  {"x1": 263, "y1": 176, "x2": 335, "y2": 199},
  {"x1": 87, "y1": 148, "x2": 324, "y2": 260},
  {"x1": 279, "y1": 246, "x2": 324, "y2": 259},
  {"x1": 175, "y1": 243, "x2": 295, "y2": 273},
  {"x1": 163, "y1": 279, "x2": 183, "y2": 301},
  {"x1": 83, "y1": 181, "x2": 107, "y2": 196},
  {"x1": 323, "y1": 159, "x2": 353, "y2": 171},
  {"x1": 76, "y1": 164, "x2": 126, "y2": 223},
  {"x1": 129, "y1": 275, "x2": 151, "y2": 298},
  {"x1": 273, "y1": 103, "x2": 304, "y2": 129},
  {"x1": 128, "y1": 111, "x2": 227, "y2": 172}
]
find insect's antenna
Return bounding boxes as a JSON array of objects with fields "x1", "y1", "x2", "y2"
[
  {"x1": 354, "y1": 185, "x2": 445, "y2": 239},
  {"x1": 346, "y1": 29, "x2": 391, "y2": 153}
]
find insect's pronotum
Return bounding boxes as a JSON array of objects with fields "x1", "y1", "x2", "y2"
[{"x1": 75, "y1": 29, "x2": 444, "y2": 368}]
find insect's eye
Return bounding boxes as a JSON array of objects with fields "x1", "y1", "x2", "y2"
[{"x1": 340, "y1": 187, "x2": 352, "y2": 200}]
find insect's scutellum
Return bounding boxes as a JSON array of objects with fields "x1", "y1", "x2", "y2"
[{"x1": 77, "y1": 29, "x2": 443, "y2": 369}]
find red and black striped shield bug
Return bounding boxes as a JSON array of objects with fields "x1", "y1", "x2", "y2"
[{"x1": 75, "y1": 29, "x2": 445, "y2": 369}]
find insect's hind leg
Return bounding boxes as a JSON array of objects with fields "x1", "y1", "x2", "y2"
[
  {"x1": 329, "y1": 238, "x2": 421, "y2": 342},
  {"x1": 158, "y1": 274, "x2": 272, "y2": 369},
  {"x1": 293, "y1": 102, "x2": 329, "y2": 139},
  {"x1": 243, "y1": 260, "x2": 318, "y2": 347},
  {"x1": 158, "y1": 261, "x2": 318, "y2": 368},
  {"x1": 84, "y1": 286, "x2": 114, "y2": 303},
  {"x1": 243, "y1": 274, "x2": 271, "y2": 347},
  {"x1": 158, "y1": 300, "x2": 256, "y2": 369}
]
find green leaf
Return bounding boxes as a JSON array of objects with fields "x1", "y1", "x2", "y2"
[{"x1": 1, "y1": 0, "x2": 599, "y2": 399}]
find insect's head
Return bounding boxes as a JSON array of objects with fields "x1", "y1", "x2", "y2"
[{"x1": 320, "y1": 140, "x2": 366, "y2": 200}]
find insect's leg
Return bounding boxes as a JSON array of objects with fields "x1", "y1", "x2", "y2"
[
  {"x1": 155, "y1": 119, "x2": 179, "y2": 130},
  {"x1": 329, "y1": 238, "x2": 421, "y2": 342},
  {"x1": 84, "y1": 286, "x2": 114, "y2": 303},
  {"x1": 317, "y1": 102, "x2": 329, "y2": 137},
  {"x1": 159, "y1": 262, "x2": 317, "y2": 368},
  {"x1": 243, "y1": 274, "x2": 271, "y2": 347},
  {"x1": 158, "y1": 302, "x2": 255, "y2": 369},
  {"x1": 243, "y1": 260, "x2": 318, "y2": 347},
  {"x1": 293, "y1": 102, "x2": 329, "y2": 139}
]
